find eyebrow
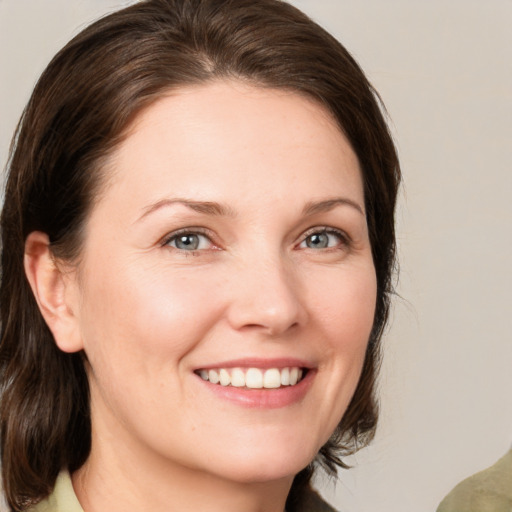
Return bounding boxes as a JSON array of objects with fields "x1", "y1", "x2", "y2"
[
  {"x1": 302, "y1": 198, "x2": 365, "y2": 216},
  {"x1": 137, "y1": 198, "x2": 236, "y2": 222},
  {"x1": 137, "y1": 196, "x2": 364, "y2": 223}
]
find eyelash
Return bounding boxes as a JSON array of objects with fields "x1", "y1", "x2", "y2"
[{"x1": 161, "y1": 226, "x2": 350, "y2": 254}]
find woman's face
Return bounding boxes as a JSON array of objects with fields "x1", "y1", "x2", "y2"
[{"x1": 70, "y1": 81, "x2": 376, "y2": 484}]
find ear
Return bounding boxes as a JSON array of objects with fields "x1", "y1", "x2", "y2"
[{"x1": 24, "y1": 231, "x2": 84, "y2": 353}]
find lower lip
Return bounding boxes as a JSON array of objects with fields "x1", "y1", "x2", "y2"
[{"x1": 195, "y1": 370, "x2": 314, "y2": 409}]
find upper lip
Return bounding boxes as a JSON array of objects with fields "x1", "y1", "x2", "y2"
[{"x1": 194, "y1": 357, "x2": 314, "y2": 371}]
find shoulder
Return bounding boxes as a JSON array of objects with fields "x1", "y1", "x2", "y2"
[{"x1": 437, "y1": 448, "x2": 512, "y2": 512}]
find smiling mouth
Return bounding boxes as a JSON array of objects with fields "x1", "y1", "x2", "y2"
[{"x1": 195, "y1": 367, "x2": 307, "y2": 389}]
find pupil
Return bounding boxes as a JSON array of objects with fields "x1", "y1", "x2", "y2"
[
  {"x1": 177, "y1": 234, "x2": 199, "y2": 250},
  {"x1": 308, "y1": 233, "x2": 328, "y2": 248}
]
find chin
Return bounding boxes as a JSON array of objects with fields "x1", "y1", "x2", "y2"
[
  {"x1": 201, "y1": 437, "x2": 320, "y2": 484},
  {"x1": 213, "y1": 461, "x2": 309, "y2": 485}
]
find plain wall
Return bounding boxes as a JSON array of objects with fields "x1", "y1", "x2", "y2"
[{"x1": 1, "y1": 1, "x2": 511, "y2": 511}]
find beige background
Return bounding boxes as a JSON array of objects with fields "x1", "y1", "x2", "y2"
[{"x1": 1, "y1": 1, "x2": 511, "y2": 511}]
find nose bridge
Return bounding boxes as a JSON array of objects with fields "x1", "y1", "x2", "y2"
[{"x1": 226, "y1": 247, "x2": 306, "y2": 335}]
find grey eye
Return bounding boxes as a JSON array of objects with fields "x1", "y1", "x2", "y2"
[
  {"x1": 305, "y1": 232, "x2": 330, "y2": 249},
  {"x1": 167, "y1": 232, "x2": 211, "y2": 251},
  {"x1": 300, "y1": 230, "x2": 345, "y2": 250},
  {"x1": 175, "y1": 234, "x2": 200, "y2": 250}
]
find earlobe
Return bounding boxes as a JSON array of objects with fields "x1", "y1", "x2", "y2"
[{"x1": 24, "y1": 231, "x2": 84, "y2": 353}]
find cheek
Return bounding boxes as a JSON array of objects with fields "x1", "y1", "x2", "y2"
[
  {"x1": 290, "y1": 263, "x2": 377, "y2": 448},
  {"x1": 77, "y1": 259, "x2": 225, "y2": 374},
  {"x1": 313, "y1": 265, "x2": 377, "y2": 346},
  {"x1": 311, "y1": 264, "x2": 377, "y2": 409},
  {"x1": 130, "y1": 272, "x2": 224, "y2": 358}
]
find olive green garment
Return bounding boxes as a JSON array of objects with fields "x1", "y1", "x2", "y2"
[
  {"x1": 437, "y1": 448, "x2": 512, "y2": 512},
  {"x1": 295, "y1": 486, "x2": 338, "y2": 512},
  {"x1": 26, "y1": 472, "x2": 337, "y2": 512},
  {"x1": 27, "y1": 472, "x2": 83, "y2": 512}
]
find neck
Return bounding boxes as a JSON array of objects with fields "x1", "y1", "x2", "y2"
[{"x1": 72, "y1": 428, "x2": 293, "y2": 512}]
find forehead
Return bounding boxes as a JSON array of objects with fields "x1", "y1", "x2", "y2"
[{"x1": 98, "y1": 80, "x2": 363, "y2": 220}]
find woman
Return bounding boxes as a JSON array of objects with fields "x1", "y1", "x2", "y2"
[{"x1": 0, "y1": 1, "x2": 400, "y2": 511}]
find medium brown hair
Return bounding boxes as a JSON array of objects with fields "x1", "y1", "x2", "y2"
[{"x1": 0, "y1": 0, "x2": 400, "y2": 510}]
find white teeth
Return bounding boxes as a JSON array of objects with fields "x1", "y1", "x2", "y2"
[
  {"x1": 198, "y1": 366, "x2": 305, "y2": 389},
  {"x1": 245, "y1": 368, "x2": 263, "y2": 389},
  {"x1": 219, "y1": 369, "x2": 230, "y2": 386},
  {"x1": 280, "y1": 367, "x2": 290, "y2": 386},
  {"x1": 263, "y1": 368, "x2": 281, "y2": 389},
  {"x1": 231, "y1": 368, "x2": 245, "y2": 387}
]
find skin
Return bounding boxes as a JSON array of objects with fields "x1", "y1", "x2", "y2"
[{"x1": 25, "y1": 81, "x2": 377, "y2": 512}]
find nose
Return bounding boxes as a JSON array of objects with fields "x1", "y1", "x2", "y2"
[{"x1": 225, "y1": 255, "x2": 307, "y2": 336}]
